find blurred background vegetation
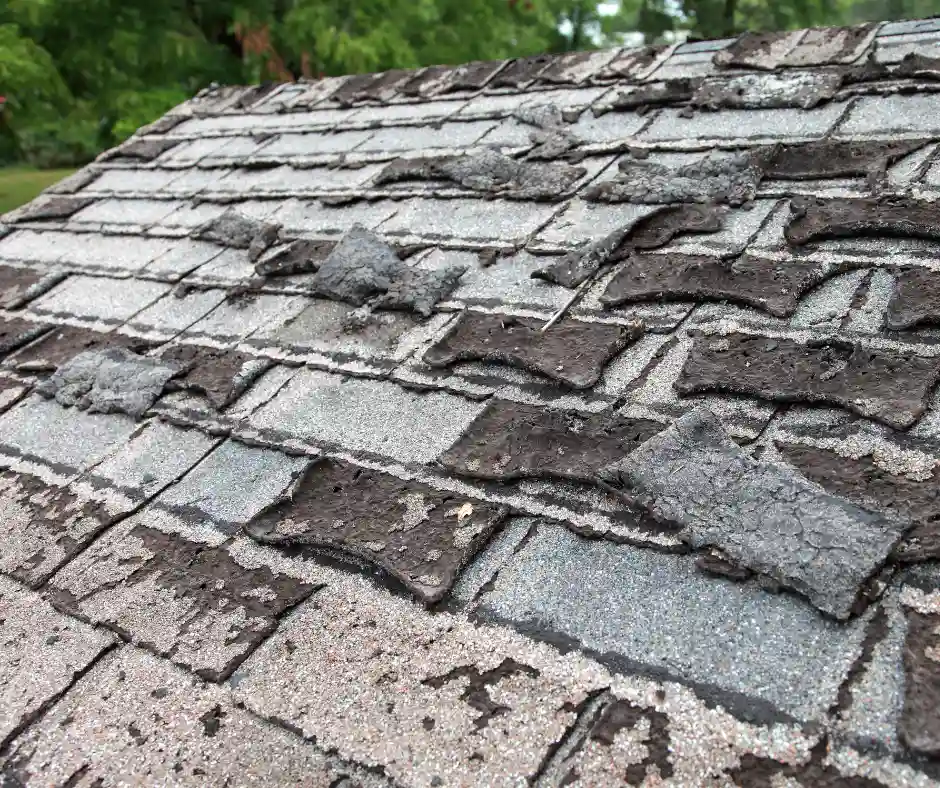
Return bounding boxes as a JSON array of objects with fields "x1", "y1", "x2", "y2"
[{"x1": 0, "y1": 0, "x2": 937, "y2": 185}]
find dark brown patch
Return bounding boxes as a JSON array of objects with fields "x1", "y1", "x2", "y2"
[
  {"x1": 101, "y1": 138, "x2": 181, "y2": 163},
  {"x1": 763, "y1": 139, "x2": 930, "y2": 181},
  {"x1": 786, "y1": 196, "x2": 940, "y2": 246},
  {"x1": 627, "y1": 204, "x2": 725, "y2": 250},
  {"x1": 787, "y1": 24, "x2": 879, "y2": 66},
  {"x1": 900, "y1": 607, "x2": 940, "y2": 756},
  {"x1": 6, "y1": 327, "x2": 157, "y2": 373},
  {"x1": 345, "y1": 69, "x2": 411, "y2": 103},
  {"x1": 589, "y1": 699, "x2": 673, "y2": 783},
  {"x1": 422, "y1": 658, "x2": 539, "y2": 729},
  {"x1": 158, "y1": 344, "x2": 267, "y2": 410},
  {"x1": 675, "y1": 333, "x2": 940, "y2": 429},
  {"x1": 51, "y1": 524, "x2": 316, "y2": 681},
  {"x1": 489, "y1": 54, "x2": 554, "y2": 89},
  {"x1": 779, "y1": 443, "x2": 940, "y2": 563},
  {"x1": 11, "y1": 196, "x2": 95, "y2": 222},
  {"x1": 596, "y1": 46, "x2": 665, "y2": 80},
  {"x1": 600, "y1": 253, "x2": 825, "y2": 318},
  {"x1": 244, "y1": 458, "x2": 504, "y2": 605},
  {"x1": 0, "y1": 267, "x2": 59, "y2": 310},
  {"x1": 254, "y1": 238, "x2": 335, "y2": 277},
  {"x1": 886, "y1": 267, "x2": 940, "y2": 331},
  {"x1": 423, "y1": 313, "x2": 642, "y2": 390},
  {"x1": 441, "y1": 399, "x2": 663, "y2": 484},
  {"x1": 536, "y1": 51, "x2": 599, "y2": 85},
  {"x1": 329, "y1": 73, "x2": 385, "y2": 107},
  {"x1": 0, "y1": 471, "x2": 112, "y2": 588},
  {"x1": 696, "y1": 550, "x2": 752, "y2": 581},
  {"x1": 730, "y1": 739, "x2": 887, "y2": 787},
  {"x1": 442, "y1": 60, "x2": 507, "y2": 93},
  {"x1": 0, "y1": 318, "x2": 52, "y2": 358},
  {"x1": 714, "y1": 30, "x2": 797, "y2": 70},
  {"x1": 398, "y1": 65, "x2": 453, "y2": 97}
]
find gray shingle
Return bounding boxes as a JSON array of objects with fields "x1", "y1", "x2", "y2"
[{"x1": 28, "y1": 275, "x2": 169, "y2": 326}]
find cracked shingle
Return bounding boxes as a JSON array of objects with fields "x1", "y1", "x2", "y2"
[
  {"x1": 885, "y1": 267, "x2": 940, "y2": 331},
  {"x1": 596, "y1": 407, "x2": 907, "y2": 619},
  {"x1": 36, "y1": 347, "x2": 179, "y2": 418},
  {"x1": 584, "y1": 152, "x2": 762, "y2": 206},
  {"x1": 311, "y1": 224, "x2": 466, "y2": 315},
  {"x1": 423, "y1": 313, "x2": 642, "y2": 390},
  {"x1": 372, "y1": 149, "x2": 586, "y2": 200}
]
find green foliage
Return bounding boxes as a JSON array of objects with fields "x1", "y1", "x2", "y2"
[{"x1": 0, "y1": 0, "x2": 933, "y2": 168}]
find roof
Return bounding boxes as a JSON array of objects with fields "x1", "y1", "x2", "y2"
[{"x1": 1, "y1": 17, "x2": 940, "y2": 787}]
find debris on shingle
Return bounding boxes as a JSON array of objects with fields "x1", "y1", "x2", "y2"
[
  {"x1": 596, "y1": 407, "x2": 907, "y2": 619},
  {"x1": 0, "y1": 318, "x2": 52, "y2": 358},
  {"x1": 254, "y1": 237, "x2": 336, "y2": 277},
  {"x1": 158, "y1": 344, "x2": 272, "y2": 410},
  {"x1": 311, "y1": 224, "x2": 465, "y2": 315},
  {"x1": 246, "y1": 221, "x2": 281, "y2": 262},
  {"x1": 440, "y1": 398, "x2": 663, "y2": 483},
  {"x1": 778, "y1": 442, "x2": 940, "y2": 563},
  {"x1": 693, "y1": 71, "x2": 843, "y2": 110},
  {"x1": 512, "y1": 103, "x2": 581, "y2": 159},
  {"x1": 601, "y1": 253, "x2": 826, "y2": 317},
  {"x1": 885, "y1": 267, "x2": 940, "y2": 331},
  {"x1": 895, "y1": 51, "x2": 940, "y2": 81},
  {"x1": 195, "y1": 207, "x2": 282, "y2": 252},
  {"x1": 423, "y1": 312, "x2": 642, "y2": 389},
  {"x1": 100, "y1": 137, "x2": 181, "y2": 163},
  {"x1": 532, "y1": 204, "x2": 724, "y2": 288},
  {"x1": 763, "y1": 139, "x2": 931, "y2": 180},
  {"x1": 786, "y1": 196, "x2": 940, "y2": 246},
  {"x1": 37, "y1": 347, "x2": 179, "y2": 418},
  {"x1": 6, "y1": 196, "x2": 96, "y2": 223},
  {"x1": 372, "y1": 149, "x2": 586, "y2": 200},
  {"x1": 899, "y1": 594, "x2": 940, "y2": 756},
  {"x1": 675, "y1": 333, "x2": 940, "y2": 429},
  {"x1": 489, "y1": 54, "x2": 554, "y2": 89},
  {"x1": 50, "y1": 522, "x2": 316, "y2": 681},
  {"x1": 6, "y1": 326, "x2": 157, "y2": 373},
  {"x1": 245, "y1": 458, "x2": 504, "y2": 604},
  {"x1": 584, "y1": 152, "x2": 762, "y2": 206},
  {"x1": 595, "y1": 45, "x2": 667, "y2": 81},
  {"x1": 593, "y1": 80, "x2": 699, "y2": 116}
]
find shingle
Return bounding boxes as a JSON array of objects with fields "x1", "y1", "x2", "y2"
[
  {"x1": 836, "y1": 94, "x2": 940, "y2": 138},
  {"x1": 142, "y1": 239, "x2": 223, "y2": 279},
  {"x1": 89, "y1": 168, "x2": 182, "y2": 193},
  {"x1": 533, "y1": 200, "x2": 660, "y2": 250},
  {"x1": 68, "y1": 198, "x2": 181, "y2": 227},
  {"x1": 124, "y1": 288, "x2": 229, "y2": 339},
  {"x1": 0, "y1": 395, "x2": 138, "y2": 473},
  {"x1": 272, "y1": 198, "x2": 399, "y2": 236},
  {"x1": 0, "y1": 229, "x2": 77, "y2": 264},
  {"x1": 569, "y1": 109, "x2": 651, "y2": 146},
  {"x1": 60, "y1": 233, "x2": 177, "y2": 274},
  {"x1": 0, "y1": 647, "x2": 389, "y2": 787},
  {"x1": 153, "y1": 439, "x2": 311, "y2": 527},
  {"x1": 343, "y1": 98, "x2": 467, "y2": 128},
  {"x1": 354, "y1": 121, "x2": 497, "y2": 154},
  {"x1": 641, "y1": 103, "x2": 846, "y2": 144},
  {"x1": 247, "y1": 368, "x2": 485, "y2": 464},
  {"x1": 382, "y1": 197, "x2": 557, "y2": 246},
  {"x1": 0, "y1": 576, "x2": 115, "y2": 743},
  {"x1": 28, "y1": 275, "x2": 169, "y2": 326},
  {"x1": 476, "y1": 523, "x2": 870, "y2": 722},
  {"x1": 186, "y1": 293, "x2": 308, "y2": 343},
  {"x1": 253, "y1": 130, "x2": 375, "y2": 159}
]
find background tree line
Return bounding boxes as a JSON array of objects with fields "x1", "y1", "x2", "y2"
[{"x1": 0, "y1": 0, "x2": 936, "y2": 168}]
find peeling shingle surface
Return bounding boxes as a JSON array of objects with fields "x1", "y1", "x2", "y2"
[{"x1": 5, "y1": 21, "x2": 940, "y2": 786}]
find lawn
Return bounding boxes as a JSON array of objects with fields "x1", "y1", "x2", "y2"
[{"x1": 0, "y1": 166, "x2": 77, "y2": 215}]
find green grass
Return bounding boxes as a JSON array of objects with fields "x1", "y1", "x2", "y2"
[{"x1": 0, "y1": 166, "x2": 77, "y2": 215}]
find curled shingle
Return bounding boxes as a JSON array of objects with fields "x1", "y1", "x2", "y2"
[
  {"x1": 584, "y1": 153, "x2": 761, "y2": 206},
  {"x1": 195, "y1": 207, "x2": 282, "y2": 252},
  {"x1": 785, "y1": 196, "x2": 940, "y2": 246}
]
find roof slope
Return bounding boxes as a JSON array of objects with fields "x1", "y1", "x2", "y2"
[{"x1": 1, "y1": 17, "x2": 940, "y2": 787}]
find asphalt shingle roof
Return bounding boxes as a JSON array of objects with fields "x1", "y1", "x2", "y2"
[{"x1": 1, "y1": 18, "x2": 940, "y2": 787}]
